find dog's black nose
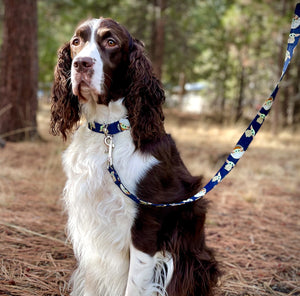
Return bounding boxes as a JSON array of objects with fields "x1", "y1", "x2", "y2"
[{"x1": 73, "y1": 57, "x2": 94, "y2": 72}]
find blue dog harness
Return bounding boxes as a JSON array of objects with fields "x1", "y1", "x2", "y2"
[{"x1": 88, "y1": 4, "x2": 300, "y2": 207}]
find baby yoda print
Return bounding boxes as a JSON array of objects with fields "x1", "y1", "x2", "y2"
[
  {"x1": 245, "y1": 125, "x2": 255, "y2": 138},
  {"x1": 194, "y1": 188, "x2": 207, "y2": 198},
  {"x1": 285, "y1": 50, "x2": 291, "y2": 61},
  {"x1": 256, "y1": 112, "x2": 266, "y2": 124},
  {"x1": 231, "y1": 145, "x2": 245, "y2": 159},
  {"x1": 263, "y1": 97, "x2": 273, "y2": 111},
  {"x1": 224, "y1": 160, "x2": 235, "y2": 172},
  {"x1": 291, "y1": 14, "x2": 300, "y2": 29},
  {"x1": 118, "y1": 118, "x2": 130, "y2": 131},
  {"x1": 288, "y1": 33, "x2": 300, "y2": 44},
  {"x1": 212, "y1": 172, "x2": 222, "y2": 183}
]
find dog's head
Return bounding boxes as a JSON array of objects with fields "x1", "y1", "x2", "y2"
[
  {"x1": 50, "y1": 18, "x2": 165, "y2": 148},
  {"x1": 69, "y1": 18, "x2": 133, "y2": 104}
]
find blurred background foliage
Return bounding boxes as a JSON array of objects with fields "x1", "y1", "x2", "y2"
[{"x1": 0, "y1": 0, "x2": 299, "y2": 127}]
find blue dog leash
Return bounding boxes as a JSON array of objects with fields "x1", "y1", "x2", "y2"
[{"x1": 89, "y1": 4, "x2": 300, "y2": 207}]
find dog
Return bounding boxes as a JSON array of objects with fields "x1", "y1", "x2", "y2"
[{"x1": 50, "y1": 17, "x2": 219, "y2": 296}]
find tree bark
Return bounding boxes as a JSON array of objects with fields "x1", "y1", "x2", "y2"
[
  {"x1": 235, "y1": 62, "x2": 245, "y2": 122},
  {"x1": 219, "y1": 47, "x2": 229, "y2": 123},
  {"x1": 151, "y1": 0, "x2": 167, "y2": 80},
  {"x1": 0, "y1": 0, "x2": 38, "y2": 141},
  {"x1": 178, "y1": 72, "x2": 186, "y2": 109}
]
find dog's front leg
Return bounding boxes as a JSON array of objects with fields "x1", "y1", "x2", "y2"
[{"x1": 125, "y1": 244, "x2": 156, "y2": 296}]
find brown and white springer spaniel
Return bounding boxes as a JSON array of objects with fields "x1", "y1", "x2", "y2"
[{"x1": 50, "y1": 18, "x2": 219, "y2": 296}]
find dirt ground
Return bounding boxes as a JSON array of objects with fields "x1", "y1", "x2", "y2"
[{"x1": 0, "y1": 104, "x2": 299, "y2": 295}]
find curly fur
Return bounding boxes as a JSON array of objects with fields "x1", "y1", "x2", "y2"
[
  {"x1": 123, "y1": 39, "x2": 165, "y2": 150},
  {"x1": 50, "y1": 42, "x2": 80, "y2": 140}
]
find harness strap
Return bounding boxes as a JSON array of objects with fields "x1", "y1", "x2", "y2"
[{"x1": 93, "y1": 4, "x2": 300, "y2": 207}]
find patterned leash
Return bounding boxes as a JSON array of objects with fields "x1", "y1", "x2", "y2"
[{"x1": 91, "y1": 4, "x2": 300, "y2": 207}]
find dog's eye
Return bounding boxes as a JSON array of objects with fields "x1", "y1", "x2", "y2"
[
  {"x1": 72, "y1": 38, "x2": 80, "y2": 46},
  {"x1": 107, "y1": 39, "x2": 116, "y2": 47}
]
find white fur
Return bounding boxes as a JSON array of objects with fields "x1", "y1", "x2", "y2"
[
  {"x1": 63, "y1": 99, "x2": 174, "y2": 296},
  {"x1": 125, "y1": 244, "x2": 174, "y2": 296},
  {"x1": 71, "y1": 19, "x2": 104, "y2": 97}
]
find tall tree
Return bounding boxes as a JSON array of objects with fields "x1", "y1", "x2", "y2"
[
  {"x1": 151, "y1": 0, "x2": 167, "y2": 79},
  {"x1": 0, "y1": 0, "x2": 38, "y2": 141}
]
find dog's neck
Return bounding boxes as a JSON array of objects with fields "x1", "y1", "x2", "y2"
[{"x1": 81, "y1": 98, "x2": 128, "y2": 124}]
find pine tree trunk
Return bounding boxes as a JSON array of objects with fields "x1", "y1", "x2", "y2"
[
  {"x1": 178, "y1": 72, "x2": 186, "y2": 109},
  {"x1": 235, "y1": 62, "x2": 245, "y2": 122},
  {"x1": 151, "y1": 0, "x2": 167, "y2": 80},
  {"x1": 0, "y1": 0, "x2": 38, "y2": 141}
]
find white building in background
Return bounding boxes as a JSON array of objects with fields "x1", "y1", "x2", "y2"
[{"x1": 168, "y1": 82, "x2": 209, "y2": 114}]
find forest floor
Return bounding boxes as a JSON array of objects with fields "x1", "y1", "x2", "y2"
[{"x1": 0, "y1": 103, "x2": 300, "y2": 296}]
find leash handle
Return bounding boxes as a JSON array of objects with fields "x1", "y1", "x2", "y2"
[{"x1": 108, "y1": 4, "x2": 300, "y2": 207}]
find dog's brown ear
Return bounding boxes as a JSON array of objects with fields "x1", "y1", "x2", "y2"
[
  {"x1": 124, "y1": 39, "x2": 165, "y2": 150},
  {"x1": 50, "y1": 42, "x2": 80, "y2": 140}
]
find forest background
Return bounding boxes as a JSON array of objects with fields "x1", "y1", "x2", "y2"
[{"x1": 0, "y1": 0, "x2": 300, "y2": 142}]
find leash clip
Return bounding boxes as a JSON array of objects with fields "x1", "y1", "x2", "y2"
[{"x1": 104, "y1": 135, "x2": 114, "y2": 167}]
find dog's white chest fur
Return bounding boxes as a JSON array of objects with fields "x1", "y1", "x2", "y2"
[{"x1": 62, "y1": 100, "x2": 158, "y2": 296}]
